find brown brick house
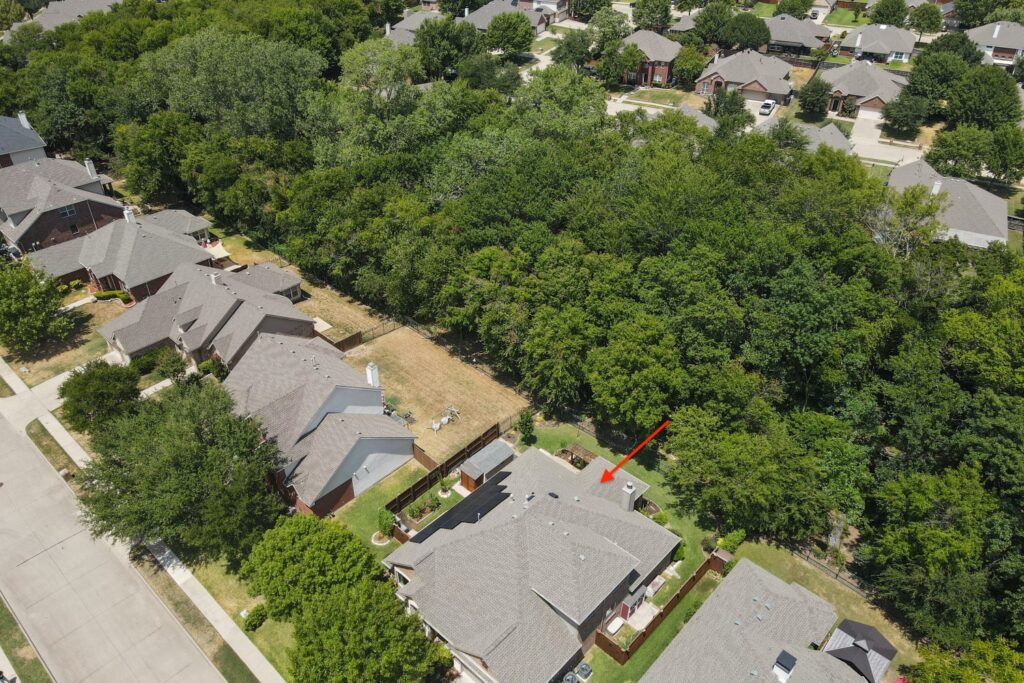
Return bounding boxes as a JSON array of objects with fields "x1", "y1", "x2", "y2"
[
  {"x1": 0, "y1": 158, "x2": 120, "y2": 253},
  {"x1": 696, "y1": 49, "x2": 793, "y2": 101},
  {"x1": 623, "y1": 30, "x2": 683, "y2": 86},
  {"x1": 818, "y1": 60, "x2": 907, "y2": 118}
]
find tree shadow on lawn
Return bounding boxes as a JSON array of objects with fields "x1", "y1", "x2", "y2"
[{"x1": 4, "y1": 309, "x2": 91, "y2": 364}]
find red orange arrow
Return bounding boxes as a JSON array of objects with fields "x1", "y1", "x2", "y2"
[{"x1": 600, "y1": 419, "x2": 671, "y2": 483}]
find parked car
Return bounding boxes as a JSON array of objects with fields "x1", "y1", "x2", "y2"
[
  {"x1": 759, "y1": 99, "x2": 777, "y2": 116},
  {"x1": 810, "y1": 8, "x2": 819, "y2": 18}
]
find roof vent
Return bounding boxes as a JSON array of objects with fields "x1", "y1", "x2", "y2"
[
  {"x1": 549, "y1": 521, "x2": 554, "y2": 526},
  {"x1": 17, "y1": 111, "x2": 30, "y2": 129},
  {"x1": 854, "y1": 638, "x2": 870, "y2": 652},
  {"x1": 931, "y1": 180, "x2": 942, "y2": 195},
  {"x1": 563, "y1": 531, "x2": 569, "y2": 536},
  {"x1": 994, "y1": 22, "x2": 1002, "y2": 38},
  {"x1": 734, "y1": 619, "x2": 742, "y2": 625},
  {"x1": 573, "y1": 496, "x2": 580, "y2": 502},
  {"x1": 579, "y1": 555, "x2": 585, "y2": 561}
]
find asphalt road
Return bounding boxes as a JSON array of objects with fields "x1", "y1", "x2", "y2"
[{"x1": 0, "y1": 412, "x2": 223, "y2": 683}]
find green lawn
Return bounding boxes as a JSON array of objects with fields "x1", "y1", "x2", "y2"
[
  {"x1": 1009, "y1": 229, "x2": 1022, "y2": 255},
  {"x1": 752, "y1": 2, "x2": 776, "y2": 17},
  {"x1": 822, "y1": 118, "x2": 853, "y2": 137},
  {"x1": 0, "y1": 594, "x2": 51, "y2": 683},
  {"x1": 864, "y1": 162, "x2": 895, "y2": 181},
  {"x1": 407, "y1": 480, "x2": 464, "y2": 530},
  {"x1": 549, "y1": 24, "x2": 580, "y2": 34},
  {"x1": 210, "y1": 227, "x2": 281, "y2": 267},
  {"x1": 583, "y1": 573, "x2": 720, "y2": 682},
  {"x1": 825, "y1": 54, "x2": 853, "y2": 63},
  {"x1": 332, "y1": 459, "x2": 429, "y2": 559},
  {"x1": 735, "y1": 542, "x2": 920, "y2": 673},
  {"x1": 0, "y1": 374, "x2": 13, "y2": 397},
  {"x1": 625, "y1": 88, "x2": 688, "y2": 107},
  {"x1": 532, "y1": 36, "x2": 559, "y2": 53},
  {"x1": 533, "y1": 425, "x2": 707, "y2": 579},
  {"x1": 825, "y1": 8, "x2": 870, "y2": 25}
]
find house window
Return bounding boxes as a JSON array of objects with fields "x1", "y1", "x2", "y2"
[
  {"x1": 699, "y1": 81, "x2": 709, "y2": 95},
  {"x1": 890, "y1": 52, "x2": 906, "y2": 62},
  {"x1": 653, "y1": 73, "x2": 662, "y2": 84},
  {"x1": 69, "y1": 224, "x2": 79, "y2": 235},
  {"x1": 58, "y1": 204, "x2": 76, "y2": 218}
]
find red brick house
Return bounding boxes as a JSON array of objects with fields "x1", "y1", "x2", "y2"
[
  {"x1": 0, "y1": 158, "x2": 120, "y2": 253},
  {"x1": 696, "y1": 49, "x2": 793, "y2": 101},
  {"x1": 623, "y1": 30, "x2": 682, "y2": 86}
]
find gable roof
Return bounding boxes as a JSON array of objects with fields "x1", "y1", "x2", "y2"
[
  {"x1": 393, "y1": 10, "x2": 443, "y2": 31},
  {"x1": 640, "y1": 559, "x2": 862, "y2": 683},
  {"x1": 824, "y1": 619, "x2": 896, "y2": 683},
  {"x1": 766, "y1": 14, "x2": 831, "y2": 49},
  {"x1": 0, "y1": 158, "x2": 119, "y2": 244},
  {"x1": 624, "y1": 29, "x2": 682, "y2": 63},
  {"x1": 224, "y1": 333, "x2": 413, "y2": 504},
  {"x1": 0, "y1": 115, "x2": 45, "y2": 156},
  {"x1": 386, "y1": 448, "x2": 679, "y2": 683},
  {"x1": 30, "y1": 211, "x2": 211, "y2": 287},
  {"x1": 967, "y1": 21, "x2": 1024, "y2": 50},
  {"x1": 668, "y1": 15, "x2": 695, "y2": 32},
  {"x1": 229, "y1": 263, "x2": 302, "y2": 296},
  {"x1": 139, "y1": 208, "x2": 212, "y2": 237},
  {"x1": 819, "y1": 60, "x2": 907, "y2": 104},
  {"x1": 100, "y1": 263, "x2": 312, "y2": 363},
  {"x1": 461, "y1": 439, "x2": 515, "y2": 479},
  {"x1": 460, "y1": 0, "x2": 549, "y2": 31},
  {"x1": 698, "y1": 49, "x2": 792, "y2": 94},
  {"x1": 840, "y1": 24, "x2": 915, "y2": 54},
  {"x1": 679, "y1": 104, "x2": 719, "y2": 131},
  {"x1": 888, "y1": 160, "x2": 1008, "y2": 249},
  {"x1": 755, "y1": 118, "x2": 852, "y2": 154}
]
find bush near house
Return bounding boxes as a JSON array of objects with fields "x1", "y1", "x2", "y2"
[{"x1": 95, "y1": 289, "x2": 132, "y2": 303}]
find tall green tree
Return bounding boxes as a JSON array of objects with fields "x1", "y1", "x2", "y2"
[
  {"x1": 883, "y1": 92, "x2": 930, "y2": 136},
  {"x1": 694, "y1": 1, "x2": 732, "y2": 43},
  {"x1": 906, "y1": 638, "x2": 1024, "y2": 683},
  {"x1": 552, "y1": 27, "x2": 594, "y2": 68},
  {"x1": 720, "y1": 13, "x2": 769, "y2": 49},
  {"x1": 485, "y1": 12, "x2": 534, "y2": 55},
  {"x1": 58, "y1": 361, "x2": 140, "y2": 433},
  {"x1": 871, "y1": 0, "x2": 908, "y2": 26},
  {"x1": 521, "y1": 305, "x2": 594, "y2": 411},
  {"x1": 632, "y1": 0, "x2": 672, "y2": 31},
  {"x1": 114, "y1": 111, "x2": 201, "y2": 203},
  {"x1": 797, "y1": 76, "x2": 831, "y2": 119},
  {"x1": 81, "y1": 382, "x2": 282, "y2": 564},
  {"x1": 572, "y1": 0, "x2": 611, "y2": 21},
  {"x1": 925, "y1": 125, "x2": 993, "y2": 177},
  {"x1": 947, "y1": 65, "x2": 1022, "y2": 129},
  {"x1": 414, "y1": 16, "x2": 479, "y2": 78},
  {"x1": 923, "y1": 31, "x2": 984, "y2": 63},
  {"x1": 909, "y1": 2, "x2": 943, "y2": 38},
  {"x1": 589, "y1": 7, "x2": 631, "y2": 54},
  {"x1": 672, "y1": 44, "x2": 708, "y2": 88},
  {"x1": 0, "y1": 262, "x2": 74, "y2": 355},
  {"x1": 776, "y1": 0, "x2": 813, "y2": 17},
  {"x1": 906, "y1": 51, "x2": 969, "y2": 112}
]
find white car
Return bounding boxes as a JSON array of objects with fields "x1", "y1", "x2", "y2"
[{"x1": 759, "y1": 99, "x2": 778, "y2": 116}]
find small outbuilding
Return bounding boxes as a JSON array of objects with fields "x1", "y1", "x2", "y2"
[
  {"x1": 824, "y1": 619, "x2": 897, "y2": 683},
  {"x1": 459, "y1": 439, "x2": 515, "y2": 491}
]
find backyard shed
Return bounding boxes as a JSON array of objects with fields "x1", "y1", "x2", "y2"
[{"x1": 459, "y1": 439, "x2": 515, "y2": 491}]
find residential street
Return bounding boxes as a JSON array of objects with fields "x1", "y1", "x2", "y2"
[{"x1": 0, "y1": 409, "x2": 223, "y2": 682}]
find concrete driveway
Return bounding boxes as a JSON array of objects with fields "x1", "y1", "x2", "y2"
[
  {"x1": 746, "y1": 99, "x2": 778, "y2": 120},
  {"x1": 0, "y1": 413, "x2": 222, "y2": 683},
  {"x1": 848, "y1": 113, "x2": 924, "y2": 165}
]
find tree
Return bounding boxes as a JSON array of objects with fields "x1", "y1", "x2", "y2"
[
  {"x1": 589, "y1": 7, "x2": 631, "y2": 54},
  {"x1": 290, "y1": 579, "x2": 452, "y2": 683},
  {"x1": 153, "y1": 346, "x2": 188, "y2": 382},
  {"x1": 0, "y1": 0, "x2": 23, "y2": 32},
  {"x1": 767, "y1": 116, "x2": 810, "y2": 149},
  {"x1": 871, "y1": 184, "x2": 946, "y2": 260},
  {"x1": 694, "y1": 1, "x2": 733, "y2": 43},
  {"x1": 414, "y1": 16, "x2": 480, "y2": 79},
  {"x1": 883, "y1": 92, "x2": 930, "y2": 136},
  {"x1": 702, "y1": 88, "x2": 754, "y2": 135},
  {"x1": 485, "y1": 12, "x2": 534, "y2": 55},
  {"x1": 516, "y1": 408, "x2": 535, "y2": 443},
  {"x1": 720, "y1": 13, "x2": 769, "y2": 50},
  {"x1": 871, "y1": 0, "x2": 908, "y2": 26},
  {"x1": 438, "y1": 0, "x2": 486, "y2": 17},
  {"x1": 906, "y1": 51, "x2": 969, "y2": 111},
  {"x1": 776, "y1": 0, "x2": 813, "y2": 18},
  {"x1": 0, "y1": 262, "x2": 74, "y2": 355},
  {"x1": 456, "y1": 52, "x2": 521, "y2": 94},
  {"x1": 909, "y1": 2, "x2": 942, "y2": 39},
  {"x1": 672, "y1": 45, "x2": 708, "y2": 89},
  {"x1": 80, "y1": 382, "x2": 282, "y2": 564},
  {"x1": 521, "y1": 305, "x2": 592, "y2": 409},
  {"x1": 925, "y1": 125, "x2": 993, "y2": 177},
  {"x1": 947, "y1": 65, "x2": 1022, "y2": 130},
  {"x1": 552, "y1": 27, "x2": 594, "y2": 69},
  {"x1": 797, "y1": 76, "x2": 831, "y2": 119},
  {"x1": 952, "y1": 0, "x2": 1000, "y2": 27},
  {"x1": 906, "y1": 638, "x2": 1024, "y2": 683},
  {"x1": 240, "y1": 515, "x2": 378, "y2": 619},
  {"x1": 988, "y1": 124, "x2": 1024, "y2": 183},
  {"x1": 58, "y1": 361, "x2": 140, "y2": 433},
  {"x1": 595, "y1": 39, "x2": 627, "y2": 85},
  {"x1": 923, "y1": 31, "x2": 983, "y2": 64},
  {"x1": 571, "y1": 0, "x2": 611, "y2": 21},
  {"x1": 632, "y1": 0, "x2": 672, "y2": 31},
  {"x1": 114, "y1": 112, "x2": 200, "y2": 203}
]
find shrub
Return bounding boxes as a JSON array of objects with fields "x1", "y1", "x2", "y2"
[
  {"x1": 377, "y1": 508, "x2": 395, "y2": 538},
  {"x1": 68, "y1": 279, "x2": 82, "y2": 289},
  {"x1": 701, "y1": 533, "x2": 717, "y2": 553},
  {"x1": 718, "y1": 528, "x2": 746, "y2": 553},
  {"x1": 243, "y1": 603, "x2": 268, "y2": 631},
  {"x1": 198, "y1": 358, "x2": 229, "y2": 380},
  {"x1": 673, "y1": 543, "x2": 687, "y2": 563},
  {"x1": 154, "y1": 347, "x2": 187, "y2": 381},
  {"x1": 130, "y1": 350, "x2": 160, "y2": 375},
  {"x1": 95, "y1": 289, "x2": 131, "y2": 303},
  {"x1": 516, "y1": 409, "x2": 535, "y2": 445},
  {"x1": 722, "y1": 559, "x2": 738, "y2": 575},
  {"x1": 652, "y1": 511, "x2": 669, "y2": 526}
]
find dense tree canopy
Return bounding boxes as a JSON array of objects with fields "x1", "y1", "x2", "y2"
[
  {"x1": 632, "y1": 0, "x2": 672, "y2": 31},
  {"x1": 720, "y1": 13, "x2": 769, "y2": 50},
  {"x1": 58, "y1": 360, "x2": 140, "y2": 433},
  {"x1": 0, "y1": 262, "x2": 74, "y2": 355},
  {"x1": 871, "y1": 0, "x2": 908, "y2": 26}
]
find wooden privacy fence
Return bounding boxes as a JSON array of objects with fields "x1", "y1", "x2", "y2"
[
  {"x1": 595, "y1": 551, "x2": 728, "y2": 665},
  {"x1": 385, "y1": 422, "x2": 502, "y2": 516}
]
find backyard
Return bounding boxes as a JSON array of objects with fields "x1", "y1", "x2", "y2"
[
  {"x1": 343, "y1": 327, "x2": 529, "y2": 460},
  {"x1": 752, "y1": 2, "x2": 776, "y2": 17},
  {"x1": 332, "y1": 459, "x2": 428, "y2": 559},
  {"x1": 0, "y1": 301, "x2": 123, "y2": 387},
  {"x1": 403, "y1": 478, "x2": 464, "y2": 531},
  {"x1": 735, "y1": 542, "x2": 921, "y2": 677},
  {"x1": 825, "y1": 8, "x2": 871, "y2": 26},
  {"x1": 292, "y1": 276, "x2": 383, "y2": 341},
  {"x1": 209, "y1": 227, "x2": 281, "y2": 267}
]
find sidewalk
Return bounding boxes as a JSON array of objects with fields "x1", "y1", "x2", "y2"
[{"x1": 0, "y1": 642, "x2": 18, "y2": 683}]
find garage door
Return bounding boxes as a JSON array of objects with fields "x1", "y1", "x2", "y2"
[
  {"x1": 742, "y1": 89, "x2": 768, "y2": 101},
  {"x1": 858, "y1": 107, "x2": 885, "y2": 120}
]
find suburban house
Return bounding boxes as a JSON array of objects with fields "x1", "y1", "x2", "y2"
[
  {"x1": 765, "y1": 14, "x2": 831, "y2": 56},
  {"x1": 225, "y1": 334, "x2": 416, "y2": 516},
  {"x1": 888, "y1": 159, "x2": 1009, "y2": 249},
  {"x1": 695, "y1": 49, "x2": 793, "y2": 102},
  {"x1": 458, "y1": 439, "x2": 515, "y2": 492},
  {"x1": 0, "y1": 157, "x2": 120, "y2": 253},
  {"x1": 4, "y1": 0, "x2": 119, "y2": 40},
  {"x1": 667, "y1": 15, "x2": 695, "y2": 33},
  {"x1": 623, "y1": 30, "x2": 682, "y2": 86},
  {"x1": 100, "y1": 263, "x2": 314, "y2": 366},
  {"x1": 460, "y1": 0, "x2": 553, "y2": 34},
  {"x1": 966, "y1": 21, "x2": 1024, "y2": 67},
  {"x1": 824, "y1": 620, "x2": 897, "y2": 683},
  {"x1": 866, "y1": 0, "x2": 956, "y2": 23},
  {"x1": 819, "y1": 60, "x2": 907, "y2": 118},
  {"x1": 679, "y1": 104, "x2": 719, "y2": 131},
  {"x1": 140, "y1": 208, "x2": 213, "y2": 243},
  {"x1": 639, "y1": 559, "x2": 873, "y2": 683},
  {"x1": 29, "y1": 208, "x2": 215, "y2": 299},
  {"x1": 839, "y1": 24, "x2": 915, "y2": 63},
  {"x1": 755, "y1": 118, "x2": 852, "y2": 153},
  {"x1": 384, "y1": 448, "x2": 679, "y2": 683},
  {"x1": 0, "y1": 112, "x2": 46, "y2": 167},
  {"x1": 229, "y1": 262, "x2": 303, "y2": 302},
  {"x1": 385, "y1": 11, "x2": 443, "y2": 45}
]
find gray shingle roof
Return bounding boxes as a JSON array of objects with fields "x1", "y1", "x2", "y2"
[
  {"x1": 0, "y1": 115, "x2": 45, "y2": 156},
  {"x1": 29, "y1": 212, "x2": 211, "y2": 286},
  {"x1": 624, "y1": 29, "x2": 682, "y2": 63},
  {"x1": 679, "y1": 104, "x2": 719, "y2": 131},
  {"x1": 888, "y1": 160, "x2": 1008, "y2": 249},
  {"x1": 840, "y1": 24, "x2": 915, "y2": 55},
  {"x1": 225, "y1": 333, "x2": 413, "y2": 504},
  {"x1": 6, "y1": 0, "x2": 118, "y2": 34},
  {"x1": 640, "y1": 559, "x2": 862, "y2": 683},
  {"x1": 460, "y1": 439, "x2": 515, "y2": 479},
  {"x1": 393, "y1": 10, "x2": 443, "y2": 31},
  {"x1": 139, "y1": 208, "x2": 212, "y2": 237},
  {"x1": 819, "y1": 60, "x2": 907, "y2": 104},
  {"x1": 100, "y1": 263, "x2": 312, "y2": 363},
  {"x1": 967, "y1": 21, "x2": 1024, "y2": 51},
  {"x1": 230, "y1": 263, "x2": 301, "y2": 296},
  {"x1": 766, "y1": 14, "x2": 831, "y2": 49},
  {"x1": 460, "y1": 0, "x2": 548, "y2": 31},
  {"x1": 669, "y1": 15, "x2": 695, "y2": 32},
  {"x1": 755, "y1": 118, "x2": 852, "y2": 153},
  {"x1": 386, "y1": 448, "x2": 679, "y2": 683},
  {"x1": 824, "y1": 619, "x2": 896, "y2": 683},
  {"x1": 699, "y1": 49, "x2": 792, "y2": 95}
]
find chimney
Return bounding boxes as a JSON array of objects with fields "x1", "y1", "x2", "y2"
[
  {"x1": 17, "y1": 111, "x2": 30, "y2": 129},
  {"x1": 385, "y1": 21, "x2": 391, "y2": 36},
  {"x1": 210, "y1": 272, "x2": 222, "y2": 286},
  {"x1": 366, "y1": 361, "x2": 380, "y2": 388},
  {"x1": 773, "y1": 651, "x2": 796, "y2": 683},
  {"x1": 122, "y1": 206, "x2": 136, "y2": 224},
  {"x1": 994, "y1": 22, "x2": 1001, "y2": 38},
  {"x1": 622, "y1": 480, "x2": 638, "y2": 512},
  {"x1": 85, "y1": 158, "x2": 98, "y2": 179},
  {"x1": 931, "y1": 179, "x2": 942, "y2": 195}
]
